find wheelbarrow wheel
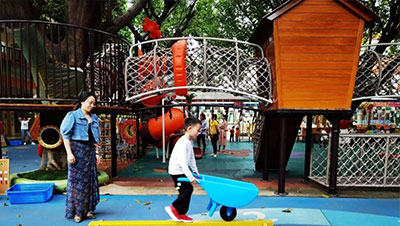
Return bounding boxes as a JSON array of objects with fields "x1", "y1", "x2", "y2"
[{"x1": 220, "y1": 206, "x2": 237, "y2": 221}]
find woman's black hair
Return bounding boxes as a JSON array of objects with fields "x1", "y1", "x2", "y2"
[{"x1": 73, "y1": 91, "x2": 95, "y2": 110}]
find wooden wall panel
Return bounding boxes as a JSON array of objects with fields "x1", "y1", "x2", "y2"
[
  {"x1": 278, "y1": 21, "x2": 360, "y2": 30},
  {"x1": 279, "y1": 29, "x2": 358, "y2": 38},
  {"x1": 272, "y1": 0, "x2": 363, "y2": 110},
  {"x1": 280, "y1": 13, "x2": 359, "y2": 22},
  {"x1": 280, "y1": 53, "x2": 355, "y2": 62},
  {"x1": 280, "y1": 62, "x2": 354, "y2": 70},
  {"x1": 279, "y1": 37, "x2": 357, "y2": 46},
  {"x1": 280, "y1": 45, "x2": 356, "y2": 54}
]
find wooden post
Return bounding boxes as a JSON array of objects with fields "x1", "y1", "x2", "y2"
[
  {"x1": 276, "y1": 115, "x2": 288, "y2": 195},
  {"x1": 0, "y1": 134, "x2": 2, "y2": 159},
  {"x1": 328, "y1": 117, "x2": 340, "y2": 194},
  {"x1": 304, "y1": 114, "x2": 313, "y2": 181},
  {"x1": 111, "y1": 113, "x2": 117, "y2": 177},
  {"x1": 135, "y1": 112, "x2": 140, "y2": 158}
]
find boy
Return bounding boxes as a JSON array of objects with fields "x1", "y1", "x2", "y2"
[{"x1": 165, "y1": 117, "x2": 201, "y2": 222}]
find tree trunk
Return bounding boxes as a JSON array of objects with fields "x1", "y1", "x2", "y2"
[
  {"x1": 39, "y1": 147, "x2": 68, "y2": 171},
  {"x1": 0, "y1": 0, "x2": 40, "y2": 20},
  {"x1": 64, "y1": 0, "x2": 104, "y2": 67}
]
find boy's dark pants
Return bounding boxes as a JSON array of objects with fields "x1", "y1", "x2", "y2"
[{"x1": 170, "y1": 174, "x2": 193, "y2": 214}]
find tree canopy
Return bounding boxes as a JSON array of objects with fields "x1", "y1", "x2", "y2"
[{"x1": 1, "y1": 0, "x2": 398, "y2": 51}]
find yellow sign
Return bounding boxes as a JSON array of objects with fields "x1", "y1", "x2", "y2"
[
  {"x1": 0, "y1": 159, "x2": 10, "y2": 194},
  {"x1": 89, "y1": 220, "x2": 273, "y2": 226}
]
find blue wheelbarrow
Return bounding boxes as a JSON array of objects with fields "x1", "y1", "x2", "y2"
[{"x1": 178, "y1": 174, "x2": 259, "y2": 221}]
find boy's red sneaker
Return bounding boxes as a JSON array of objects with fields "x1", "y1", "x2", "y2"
[
  {"x1": 180, "y1": 214, "x2": 193, "y2": 223},
  {"x1": 164, "y1": 205, "x2": 181, "y2": 222}
]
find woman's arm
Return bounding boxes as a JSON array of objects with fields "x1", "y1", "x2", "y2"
[
  {"x1": 60, "y1": 112, "x2": 76, "y2": 164},
  {"x1": 63, "y1": 139, "x2": 76, "y2": 164}
]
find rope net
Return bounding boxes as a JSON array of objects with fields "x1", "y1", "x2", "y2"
[{"x1": 125, "y1": 38, "x2": 272, "y2": 104}]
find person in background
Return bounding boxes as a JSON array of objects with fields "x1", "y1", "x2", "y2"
[
  {"x1": 165, "y1": 117, "x2": 201, "y2": 223},
  {"x1": 349, "y1": 125, "x2": 358, "y2": 134},
  {"x1": 218, "y1": 115, "x2": 228, "y2": 151},
  {"x1": 209, "y1": 114, "x2": 219, "y2": 157},
  {"x1": 18, "y1": 116, "x2": 35, "y2": 145},
  {"x1": 365, "y1": 125, "x2": 374, "y2": 134},
  {"x1": 197, "y1": 113, "x2": 208, "y2": 154},
  {"x1": 379, "y1": 126, "x2": 386, "y2": 134},
  {"x1": 0, "y1": 121, "x2": 9, "y2": 145},
  {"x1": 389, "y1": 120, "x2": 396, "y2": 133},
  {"x1": 235, "y1": 126, "x2": 240, "y2": 142},
  {"x1": 372, "y1": 125, "x2": 378, "y2": 134},
  {"x1": 229, "y1": 127, "x2": 234, "y2": 142},
  {"x1": 60, "y1": 91, "x2": 101, "y2": 223}
]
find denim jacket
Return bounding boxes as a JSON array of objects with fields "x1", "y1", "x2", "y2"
[{"x1": 60, "y1": 108, "x2": 100, "y2": 144}]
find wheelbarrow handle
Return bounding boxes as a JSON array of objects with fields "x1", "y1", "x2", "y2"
[
  {"x1": 177, "y1": 178, "x2": 190, "y2": 182},
  {"x1": 177, "y1": 174, "x2": 202, "y2": 183}
]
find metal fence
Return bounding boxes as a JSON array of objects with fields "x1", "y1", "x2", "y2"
[
  {"x1": 354, "y1": 43, "x2": 400, "y2": 100},
  {"x1": 0, "y1": 20, "x2": 130, "y2": 106},
  {"x1": 310, "y1": 134, "x2": 400, "y2": 187}
]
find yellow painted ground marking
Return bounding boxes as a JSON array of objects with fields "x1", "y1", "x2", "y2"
[{"x1": 89, "y1": 219, "x2": 273, "y2": 226}]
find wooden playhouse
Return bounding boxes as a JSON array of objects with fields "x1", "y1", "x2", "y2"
[{"x1": 249, "y1": 0, "x2": 378, "y2": 194}]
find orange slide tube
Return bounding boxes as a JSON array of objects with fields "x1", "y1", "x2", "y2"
[
  {"x1": 148, "y1": 108, "x2": 185, "y2": 141},
  {"x1": 171, "y1": 40, "x2": 188, "y2": 96}
]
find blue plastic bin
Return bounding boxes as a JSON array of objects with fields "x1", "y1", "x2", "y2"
[
  {"x1": 6, "y1": 183, "x2": 54, "y2": 204},
  {"x1": 9, "y1": 140, "x2": 22, "y2": 146}
]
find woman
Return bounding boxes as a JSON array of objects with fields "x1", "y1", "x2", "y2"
[
  {"x1": 209, "y1": 114, "x2": 219, "y2": 157},
  {"x1": 218, "y1": 115, "x2": 228, "y2": 151},
  {"x1": 197, "y1": 113, "x2": 208, "y2": 153},
  {"x1": 60, "y1": 91, "x2": 101, "y2": 223}
]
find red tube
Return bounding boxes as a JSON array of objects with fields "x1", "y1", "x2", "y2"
[
  {"x1": 148, "y1": 108, "x2": 185, "y2": 140},
  {"x1": 172, "y1": 40, "x2": 188, "y2": 96}
]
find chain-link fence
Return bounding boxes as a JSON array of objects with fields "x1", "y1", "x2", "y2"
[
  {"x1": 310, "y1": 134, "x2": 400, "y2": 187},
  {"x1": 354, "y1": 43, "x2": 400, "y2": 99},
  {"x1": 252, "y1": 114, "x2": 266, "y2": 163},
  {"x1": 125, "y1": 37, "x2": 272, "y2": 105}
]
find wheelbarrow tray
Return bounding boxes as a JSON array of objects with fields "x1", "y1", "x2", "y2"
[{"x1": 197, "y1": 174, "x2": 259, "y2": 208}]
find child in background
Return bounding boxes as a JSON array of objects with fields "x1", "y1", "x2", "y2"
[
  {"x1": 229, "y1": 127, "x2": 234, "y2": 142},
  {"x1": 235, "y1": 127, "x2": 240, "y2": 142},
  {"x1": 165, "y1": 117, "x2": 201, "y2": 222}
]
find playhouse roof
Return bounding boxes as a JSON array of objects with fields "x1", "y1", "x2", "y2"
[{"x1": 249, "y1": 0, "x2": 379, "y2": 45}]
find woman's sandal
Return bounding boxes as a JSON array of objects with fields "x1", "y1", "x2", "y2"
[
  {"x1": 74, "y1": 216, "x2": 82, "y2": 223},
  {"x1": 86, "y1": 213, "x2": 96, "y2": 219}
]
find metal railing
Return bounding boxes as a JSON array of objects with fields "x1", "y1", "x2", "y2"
[
  {"x1": 310, "y1": 134, "x2": 400, "y2": 187},
  {"x1": 0, "y1": 20, "x2": 130, "y2": 106},
  {"x1": 354, "y1": 43, "x2": 400, "y2": 101},
  {"x1": 125, "y1": 37, "x2": 272, "y2": 105}
]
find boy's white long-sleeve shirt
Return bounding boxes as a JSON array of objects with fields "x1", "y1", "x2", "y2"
[{"x1": 168, "y1": 135, "x2": 198, "y2": 180}]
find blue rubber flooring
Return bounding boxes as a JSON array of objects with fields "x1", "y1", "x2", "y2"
[
  {"x1": 1, "y1": 194, "x2": 399, "y2": 226},
  {"x1": 2, "y1": 144, "x2": 41, "y2": 174},
  {"x1": 2, "y1": 143, "x2": 399, "y2": 226},
  {"x1": 118, "y1": 141, "x2": 305, "y2": 179}
]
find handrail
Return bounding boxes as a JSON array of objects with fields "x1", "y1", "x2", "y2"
[{"x1": 129, "y1": 36, "x2": 265, "y2": 58}]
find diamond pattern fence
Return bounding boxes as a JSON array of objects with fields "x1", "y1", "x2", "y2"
[
  {"x1": 310, "y1": 134, "x2": 400, "y2": 187},
  {"x1": 354, "y1": 43, "x2": 400, "y2": 99},
  {"x1": 125, "y1": 37, "x2": 272, "y2": 105},
  {"x1": 252, "y1": 114, "x2": 266, "y2": 163}
]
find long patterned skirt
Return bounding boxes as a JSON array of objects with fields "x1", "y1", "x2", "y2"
[{"x1": 65, "y1": 141, "x2": 99, "y2": 219}]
